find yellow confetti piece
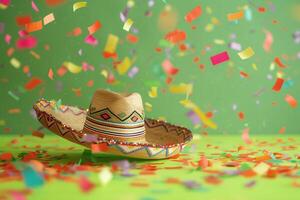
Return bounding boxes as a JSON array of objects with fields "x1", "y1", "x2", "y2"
[
  {"x1": 213, "y1": 39, "x2": 225, "y2": 45},
  {"x1": 148, "y1": 87, "x2": 158, "y2": 98},
  {"x1": 145, "y1": 102, "x2": 152, "y2": 112},
  {"x1": 98, "y1": 167, "x2": 113, "y2": 186},
  {"x1": 123, "y1": 18, "x2": 134, "y2": 32},
  {"x1": 180, "y1": 99, "x2": 217, "y2": 129},
  {"x1": 252, "y1": 63, "x2": 257, "y2": 71},
  {"x1": 253, "y1": 162, "x2": 270, "y2": 175},
  {"x1": 169, "y1": 83, "x2": 193, "y2": 95},
  {"x1": 63, "y1": 62, "x2": 82, "y2": 74},
  {"x1": 10, "y1": 58, "x2": 21, "y2": 69},
  {"x1": 0, "y1": 120, "x2": 6, "y2": 126},
  {"x1": 101, "y1": 69, "x2": 108, "y2": 78},
  {"x1": 104, "y1": 34, "x2": 119, "y2": 54},
  {"x1": 117, "y1": 57, "x2": 131, "y2": 75},
  {"x1": 73, "y1": 1, "x2": 87, "y2": 12},
  {"x1": 205, "y1": 23, "x2": 214, "y2": 32},
  {"x1": 238, "y1": 47, "x2": 255, "y2": 60},
  {"x1": 30, "y1": 50, "x2": 40, "y2": 59},
  {"x1": 43, "y1": 13, "x2": 55, "y2": 25}
]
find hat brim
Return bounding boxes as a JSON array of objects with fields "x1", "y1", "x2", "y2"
[{"x1": 33, "y1": 99, "x2": 193, "y2": 159}]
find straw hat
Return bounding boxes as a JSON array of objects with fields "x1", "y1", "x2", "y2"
[{"x1": 33, "y1": 89, "x2": 193, "y2": 159}]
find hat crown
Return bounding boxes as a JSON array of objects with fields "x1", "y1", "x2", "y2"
[{"x1": 88, "y1": 89, "x2": 144, "y2": 123}]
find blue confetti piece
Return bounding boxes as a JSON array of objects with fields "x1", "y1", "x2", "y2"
[
  {"x1": 245, "y1": 8, "x2": 252, "y2": 21},
  {"x1": 22, "y1": 166, "x2": 44, "y2": 188}
]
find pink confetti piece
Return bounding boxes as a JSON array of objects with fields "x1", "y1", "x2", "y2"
[
  {"x1": 16, "y1": 36, "x2": 37, "y2": 49},
  {"x1": 162, "y1": 59, "x2": 179, "y2": 75},
  {"x1": 228, "y1": 42, "x2": 242, "y2": 51},
  {"x1": 127, "y1": 66, "x2": 139, "y2": 78},
  {"x1": 187, "y1": 110, "x2": 201, "y2": 125},
  {"x1": 31, "y1": 1, "x2": 39, "y2": 12},
  {"x1": 285, "y1": 94, "x2": 297, "y2": 108},
  {"x1": 84, "y1": 35, "x2": 98, "y2": 46},
  {"x1": 79, "y1": 176, "x2": 95, "y2": 193},
  {"x1": 242, "y1": 128, "x2": 252, "y2": 144},
  {"x1": 48, "y1": 68, "x2": 54, "y2": 80},
  {"x1": 0, "y1": 0, "x2": 10, "y2": 7},
  {"x1": 263, "y1": 29, "x2": 273, "y2": 52},
  {"x1": 210, "y1": 51, "x2": 230, "y2": 65},
  {"x1": 5, "y1": 34, "x2": 11, "y2": 44},
  {"x1": 18, "y1": 30, "x2": 28, "y2": 37}
]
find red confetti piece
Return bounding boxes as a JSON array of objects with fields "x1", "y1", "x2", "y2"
[
  {"x1": 88, "y1": 20, "x2": 101, "y2": 35},
  {"x1": 258, "y1": 7, "x2": 266, "y2": 13},
  {"x1": 185, "y1": 5, "x2": 202, "y2": 23},
  {"x1": 278, "y1": 127, "x2": 286, "y2": 134},
  {"x1": 16, "y1": 36, "x2": 37, "y2": 49},
  {"x1": 285, "y1": 94, "x2": 297, "y2": 108},
  {"x1": 24, "y1": 77, "x2": 43, "y2": 91},
  {"x1": 242, "y1": 128, "x2": 252, "y2": 144},
  {"x1": 91, "y1": 143, "x2": 109, "y2": 153},
  {"x1": 126, "y1": 34, "x2": 138, "y2": 43},
  {"x1": 272, "y1": 78, "x2": 284, "y2": 92},
  {"x1": 165, "y1": 29, "x2": 186, "y2": 44},
  {"x1": 48, "y1": 68, "x2": 54, "y2": 80},
  {"x1": 86, "y1": 80, "x2": 94, "y2": 87},
  {"x1": 78, "y1": 176, "x2": 95, "y2": 193},
  {"x1": 274, "y1": 57, "x2": 286, "y2": 68},
  {"x1": 0, "y1": 152, "x2": 13, "y2": 161},
  {"x1": 240, "y1": 71, "x2": 249, "y2": 78},
  {"x1": 238, "y1": 112, "x2": 245, "y2": 120},
  {"x1": 72, "y1": 27, "x2": 82, "y2": 36},
  {"x1": 57, "y1": 66, "x2": 67, "y2": 76},
  {"x1": 16, "y1": 16, "x2": 32, "y2": 26},
  {"x1": 45, "y1": 0, "x2": 65, "y2": 6},
  {"x1": 210, "y1": 51, "x2": 230, "y2": 65},
  {"x1": 162, "y1": 59, "x2": 179, "y2": 75},
  {"x1": 197, "y1": 155, "x2": 209, "y2": 169}
]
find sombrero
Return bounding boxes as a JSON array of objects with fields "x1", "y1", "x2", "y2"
[{"x1": 33, "y1": 89, "x2": 193, "y2": 159}]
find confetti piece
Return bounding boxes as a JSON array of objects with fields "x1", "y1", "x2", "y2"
[
  {"x1": 79, "y1": 176, "x2": 95, "y2": 192},
  {"x1": 278, "y1": 127, "x2": 286, "y2": 134},
  {"x1": 104, "y1": 34, "x2": 119, "y2": 54},
  {"x1": 32, "y1": 130, "x2": 44, "y2": 138},
  {"x1": 162, "y1": 59, "x2": 179, "y2": 75},
  {"x1": 145, "y1": 102, "x2": 152, "y2": 112},
  {"x1": 227, "y1": 10, "x2": 244, "y2": 21},
  {"x1": 116, "y1": 57, "x2": 132, "y2": 75},
  {"x1": 253, "y1": 162, "x2": 270, "y2": 175},
  {"x1": 241, "y1": 128, "x2": 252, "y2": 144},
  {"x1": 72, "y1": 27, "x2": 82, "y2": 36},
  {"x1": 274, "y1": 57, "x2": 286, "y2": 68},
  {"x1": 245, "y1": 180, "x2": 256, "y2": 188},
  {"x1": 91, "y1": 143, "x2": 109, "y2": 153},
  {"x1": 272, "y1": 78, "x2": 284, "y2": 92},
  {"x1": 45, "y1": 0, "x2": 65, "y2": 6},
  {"x1": 187, "y1": 110, "x2": 200, "y2": 125},
  {"x1": 169, "y1": 83, "x2": 193, "y2": 94},
  {"x1": 8, "y1": 108, "x2": 21, "y2": 114},
  {"x1": 31, "y1": 1, "x2": 39, "y2": 12},
  {"x1": 85, "y1": 35, "x2": 98, "y2": 46},
  {"x1": 73, "y1": 1, "x2": 87, "y2": 12},
  {"x1": 25, "y1": 20, "x2": 43, "y2": 32},
  {"x1": 5, "y1": 34, "x2": 11, "y2": 44},
  {"x1": 88, "y1": 20, "x2": 101, "y2": 35},
  {"x1": 285, "y1": 94, "x2": 297, "y2": 108},
  {"x1": 43, "y1": 13, "x2": 55, "y2": 25},
  {"x1": 24, "y1": 77, "x2": 43, "y2": 90},
  {"x1": 63, "y1": 62, "x2": 82, "y2": 74},
  {"x1": 16, "y1": 16, "x2": 32, "y2": 26},
  {"x1": 10, "y1": 58, "x2": 21, "y2": 68},
  {"x1": 181, "y1": 99, "x2": 217, "y2": 129},
  {"x1": 126, "y1": 34, "x2": 138, "y2": 43},
  {"x1": 238, "y1": 112, "x2": 245, "y2": 120},
  {"x1": 22, "y1": 166, "x2": 44, "y2": 188},
  {"x1": 98, "y1": 167, "x2": 113, "y2": 186},
  {"x1": 263, "y1": 30, "x2": 273, "y2": 52},
  {"x1": 16, "y1": 36, "x2": 37, "y2": 49},
  {"x1": 185, "y1": 5, "x2": 202, "y2": 23},
  {"x1": 148, "y1": 87, "x2": 158, "y2": 98},
  {"x1": 128, "y1": 66, "x2": 139, "y2": 78},
  {"x1": 48, "y1": 68, "x2": 54, "y2": 80},
  {"x1": 210, "y1": 51, "x2": 230, "y2": 65},
  {"x1": 123, "y1": 18, "x2": 134, "y2": 32},
  {"x1": 244, "y1": 7, "x2": 252, "y2": 21},
  {"x1": 8, "y1": 91, "x2": 20, "y2": 101},
  {"x1": 165, "y1": 29, "x2": 186, "y2": 44},
  {"x1": 30, "y1": 50, "x2": 40, "y2": 59},
  {"x1": 0, "y1": 152, "x2": 13, "y2": 161},
  {"x1": 238, "y1": 47, "x2": 254, "y2": 60},
  {"x1": 0, "y1": 0, "x2": 10, "y2": 9}
]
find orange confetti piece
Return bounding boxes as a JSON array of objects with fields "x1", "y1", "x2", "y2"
[
  {"x1": 91, "y1": 143, "x2": 109, "y2": 153},
  {"x1": 126, "y1": 34, "x2": 138, "y2": 43},
  {"x1": 24, "y1": 77, "x2": 42, "y2": 90},
  {"x1": 25, "y1": 20, "x2": 43, "y2": 32},
  {"x1": 88, "y1": 20, "x2": 101, "y2": 35},
  {"x1": 272, "y1": 78, "x2": 284, "y2": 92},
  {"x1": 238, "y1": 112, "x2": 245, "y2": 120},
  {"x1": 185, "y1": 5, "x2": 202, "y2": 23},
  {"x1": 72, "y1": 27, "x2": 82, "y2": 36},
  {"x1": 274, "y1": 57, "x2": 286, "y2": 68},
  {"x1": 48, "y1": 68, "x2": 54, "y2": 80},
  {"x1": 86, "y1": 80, "x2": 94, "y2": 87},
  {"x1": 227, "y1": 10, "x2": 244, "y2": 21},
  {"x1": 285, "y1": 94, "x2": 297, "y2": 108},
  {"x1": 165, "y1": 29, "x2": 186, "y2": 44},
  {"x1": 45, "y1": 0, "x2": 65, "y2": 6}
]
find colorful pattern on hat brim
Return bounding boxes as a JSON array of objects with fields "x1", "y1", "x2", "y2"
[{"x1": 33, "y1": 99, "x2": 193, "y2": 159}]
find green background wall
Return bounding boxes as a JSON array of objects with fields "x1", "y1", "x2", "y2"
[{"x1": 0, "y1": 0, "x2": 299, "y2": 135}]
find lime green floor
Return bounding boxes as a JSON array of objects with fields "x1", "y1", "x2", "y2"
[{"x1": 0, "y1": 134, "x2": 299, "y2": 200}]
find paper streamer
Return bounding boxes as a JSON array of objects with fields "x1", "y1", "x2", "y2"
[
  {"x1": 73, "y1": 1, "x2": 87, "y2": 12},
  {"x1": 185, "y1": 5, "x2": 202, "y2": 23},
  {"x1": 63, "y1": 62, "x2": 82, "y2": 74},
  {"x1": 227, "y1": 10, "x2": 244, "y2": 21},
  {"x1": 123, "y1": 18, "x2": 134, "y2": 32},
  {"x1": 88, "y1": 20, "x2": 101, "y2": 34},
  {"x1": 210, "y1": 51, "x2": 230, "y2": 65},
  {"x1": 272, "y1": 78, "x2": 284, "y2": 92},
  {"x1": 162, "y1": 59, "x2": 179, "y2": 75},
  {"x1": 241, "y1": 128, "x2": 251, "y2": 144},
  {"x1": 238, "y1": 47, "x2": 254, "y2": 60},
  {"x1": 285, "y1": 94, "x2": 297, "y2": 108},
  {"x1": 25, "y1": 20, "x2": 43, "y2": 32},
  {"x1": 263, "y1": 30, "x2": 273, "y2": 52},
  {"x1": 43, "y1": 13, "x2": 55, "y2": 25},
  {"x1": 180, "y1": 99, "x2": 217, "y2": 129},
  {"x1": 104, "y1": 34, "x2": 119, "y2": 54},
  {"x1": 117, "y1": 57, "x2": 132, "y2": 75}
]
